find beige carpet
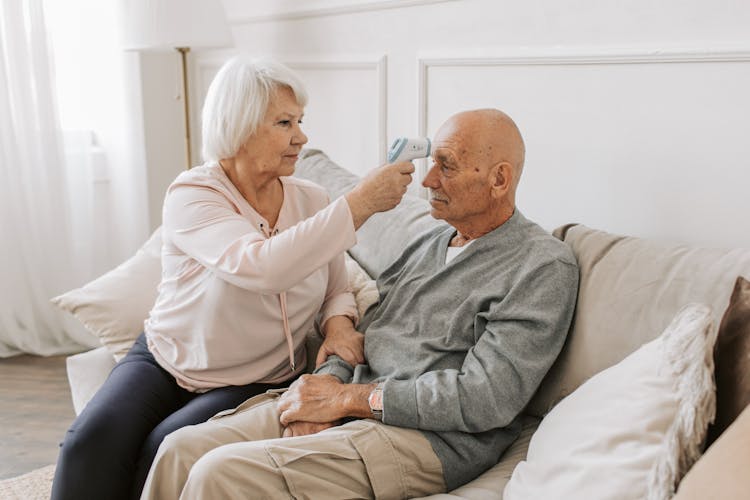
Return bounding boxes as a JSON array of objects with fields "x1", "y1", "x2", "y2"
[{"x1": 0, "y1": 465, "x2": 54, "y2": 500}]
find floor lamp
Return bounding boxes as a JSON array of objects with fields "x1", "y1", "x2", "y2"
[{"x1": 120, "y1": 0, "x2": 232, "y2": 169}]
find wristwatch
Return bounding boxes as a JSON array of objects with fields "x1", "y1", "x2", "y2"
[{"x1": 368, "y1": 382, "x2": 384, "y2": 420}]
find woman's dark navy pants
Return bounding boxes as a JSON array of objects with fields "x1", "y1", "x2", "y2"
[{"x1": 51, "y1": 333, "x2": 289, "y2": 500}]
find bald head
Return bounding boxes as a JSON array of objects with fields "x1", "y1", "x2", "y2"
[
  {"x1": 434, "y1": 108, "x2": 525, "y2": 188},
  {"x1": 423, "y1": 109, "x2": 526, "y2": 238}
]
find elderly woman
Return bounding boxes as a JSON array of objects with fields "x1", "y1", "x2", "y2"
[{"x1": 51, "y1": 56, "x2": 414, "y2": 500}]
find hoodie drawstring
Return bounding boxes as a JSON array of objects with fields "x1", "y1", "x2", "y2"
[
  {"x1": 260, "y1": 223, "x2": 296, "y2": 372},
  {"x1": 279, "y1": 291, "x2": 295, "y2": 372}
]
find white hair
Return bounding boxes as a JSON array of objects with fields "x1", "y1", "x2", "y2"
[{"x1": 201, "y1": 56, "x2": 308, "y2": 162}]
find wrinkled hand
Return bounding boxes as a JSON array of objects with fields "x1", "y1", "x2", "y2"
[
  {"x1": 277, "y1": 374, "x2": 346, "y2": 426},
  {"x1": 346, "y1": 161, "x2": 415, "y2": 229},
  {"x1": 316, "y1": 326, "x2": 365, "y2": 368},
  {"x1": 282, "y1": 420, "x2": 340, "y2": 438}
]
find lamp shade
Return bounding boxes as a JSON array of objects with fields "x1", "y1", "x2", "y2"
[{"x1": 120, "y1": 0, "x2": 232, "y2": 51}]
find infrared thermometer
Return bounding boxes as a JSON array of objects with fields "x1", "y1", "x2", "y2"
[{"x1": 387, "y1": 137, "x2": 431, "y2": 162}]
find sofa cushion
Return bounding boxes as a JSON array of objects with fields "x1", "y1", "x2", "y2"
[
  {"x1": 505, "y1": 304, "x2": 717, "y2": 500},
  {"x1": 706, "y1": 276, "x2": 750, "y2": 445},
  {"x1": 295, "y1": 149, "x2": 441, "y2": 278},
  {"x1": 415, "y1": 416, "x2": 540, "y2": 500},
  {"x1": 528, "y1": 224, "x2": 750, "y2": 417}
]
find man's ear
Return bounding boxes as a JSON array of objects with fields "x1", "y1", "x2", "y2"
[{"x1": 489, "y1": 162, "x2": 513, "y2": 197}]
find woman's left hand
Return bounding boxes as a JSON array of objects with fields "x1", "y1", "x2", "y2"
[{"x1": 316, "y1": 323, "x2": 365, "y2": 368}]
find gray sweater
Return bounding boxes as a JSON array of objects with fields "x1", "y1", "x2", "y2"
[{"x1": 315, "y1": 210, "x2": 579, "y2": 490}]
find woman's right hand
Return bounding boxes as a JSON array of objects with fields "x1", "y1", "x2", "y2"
[
  {"x1": 315, "y1": 325, "x2": 365, "y2": 368},
  {"x1": 345, "y1": 161, "x2": 415, "y2": 229}
]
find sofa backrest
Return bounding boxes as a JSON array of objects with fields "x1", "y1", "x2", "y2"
[
  {"x1": 295, "y1": 149, "x2": 442, "y2": 278},
  {"x1": 526, "y1": 224, "x2": 750, "y2": 417}
]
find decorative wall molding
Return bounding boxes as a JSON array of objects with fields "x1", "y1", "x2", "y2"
[
  {"x1": 417, "y1": 45, "x2": 750, "y2": 138},
  {"x1": 231, "y1": 0, "x2": 457, "y2": 25},
  {"x1": 286, "y1": 56, "x2": 388, "y2": 164},
  {"x1": 192, "y1": 53, "x2": 388, "y2": 165}
]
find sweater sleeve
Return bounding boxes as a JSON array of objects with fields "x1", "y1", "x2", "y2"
[
  {"x1": 163, "y1": 181, "x2": 357, "y2": 295},
  {"x1": 313, "y1": 355, "x2": 354, "y2": 383},
  {"x1": 381, "y1": 259, "x2": 579, "y2": 433}
]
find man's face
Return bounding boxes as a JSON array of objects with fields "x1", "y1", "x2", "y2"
[{"x1": 421, "y1": 121, "x2": 493, "y2": 227}]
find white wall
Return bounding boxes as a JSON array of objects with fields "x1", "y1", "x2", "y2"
[
  {"x1": 145, "y1": 0, "x2": 750, "y2": 249},
  {"x1": 139, "y1": 52, "x2": 188, "y2": 230}
]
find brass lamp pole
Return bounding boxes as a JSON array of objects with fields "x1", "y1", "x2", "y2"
[
  {"x1": 121, "y1": 0, "x2": 231, "y2": 170},
  {"x1": 176, "y1": 47, "x2": 192, "y2": 169}
]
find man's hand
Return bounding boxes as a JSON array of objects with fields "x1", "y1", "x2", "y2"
[
  {"x1": 282, "y1": 420, "x2": 339, "y2": 438},
  {"x1": 277, "y1": 374, "x2": 346, "y2": 426},
  {"x1": 316, "y1": 325, "x2": 365, "y2": 368},
  {"x1": 277, "y1": 374, "x2": 377, "y2": 426}
]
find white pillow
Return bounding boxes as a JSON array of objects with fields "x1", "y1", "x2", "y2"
[
  {"x1": 51, "y1": 228, "x2": 162, "y2": 361},
  {"x1": 504, "y1": 304, "x2": 717, "y2": 500}
]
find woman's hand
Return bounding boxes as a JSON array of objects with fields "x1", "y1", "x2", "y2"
[
  {"x1": 316, "y1": 320, "x2": 365, "y2": 368},
  {"x1": 345, "y1": 161, "x2": 415, "y2": 229}
]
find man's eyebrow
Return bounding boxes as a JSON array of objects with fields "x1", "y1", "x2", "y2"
[{"x1": 435, "y1": 152, "x2": 456, "y2": 165}]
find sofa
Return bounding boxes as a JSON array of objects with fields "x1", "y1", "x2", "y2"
[{"x1": 55, "y1": 149, "x2": 750, "y2": 499}]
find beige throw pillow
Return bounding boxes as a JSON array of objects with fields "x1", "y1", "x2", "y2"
[
  {"x1": 505, "y1": 304, "x2": 717, "y2": 500},
  {"x1": 51, "y1": 228, "x2": 162, "y2": 361}
]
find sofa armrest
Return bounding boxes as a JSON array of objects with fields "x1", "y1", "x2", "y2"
[{"x1": 66, "y1": 346, "x2": 116, "y2": 415}]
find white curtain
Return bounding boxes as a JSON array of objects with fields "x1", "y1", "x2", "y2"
[
  {"x1": 0, "y1": 0, "x2": 81, "y2": 356},
  {"x1": 0, "y1": 0, "x2": 149, "y2": 356}
]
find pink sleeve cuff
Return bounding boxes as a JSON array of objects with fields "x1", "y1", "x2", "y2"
[{"x1": 320, "y1": 292, "x2": 359, "y2": 329}]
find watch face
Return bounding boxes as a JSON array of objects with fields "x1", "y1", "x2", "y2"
[{"x1": 368, "y1": 387, "x2": 384, "y2": 411}]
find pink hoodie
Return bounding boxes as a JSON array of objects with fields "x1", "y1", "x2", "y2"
[{"x1": 145, "y1": 163, "x2": 358, "y2": 392}]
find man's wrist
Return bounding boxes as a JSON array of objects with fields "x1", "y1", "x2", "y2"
[{"x1": 342, "y1": 383, "x2": 379, "y2": 419}]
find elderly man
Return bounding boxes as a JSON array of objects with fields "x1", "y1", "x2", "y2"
[{"x1": 141, "y1": 109, "x2": 579, "y2": 499}]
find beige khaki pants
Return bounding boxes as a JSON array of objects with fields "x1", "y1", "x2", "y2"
[{"x1": 141, "y1": 390, "x2": 445, "y2": 500}]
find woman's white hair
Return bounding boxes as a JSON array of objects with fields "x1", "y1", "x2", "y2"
[{"x1": 201, "y1": 56, "x2": 308, "y2": 163}]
